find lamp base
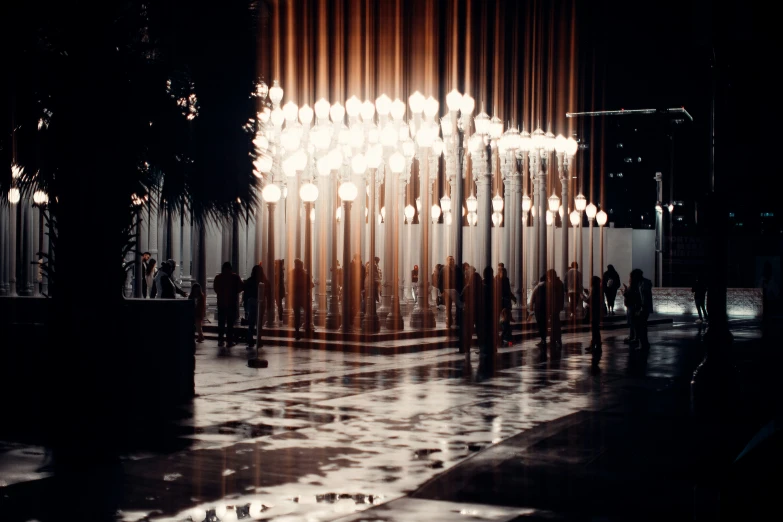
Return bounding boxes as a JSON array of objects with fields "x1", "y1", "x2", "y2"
[
  {"x1": 409, "y1": 308, "x2": 436, "y2": 329},
  {"x1": 361, "y1": 313, "x2": 381, "y2": 333},
  {"x1": 325, "y1": 312, "x2": 342, "y2": 330}
]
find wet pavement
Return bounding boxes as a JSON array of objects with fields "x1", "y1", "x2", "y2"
[{"x1": 0, "y1": 317, "x2": 772, "y2": 521}]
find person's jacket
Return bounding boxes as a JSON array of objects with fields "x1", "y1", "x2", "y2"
[
  {"x1": 566, "y1": 268, "x2": 583, "y2": 293},
  {"x1": 530, "y1": 282, "x2": 546, "y2": 316},
  {"x1": 583, "y1": 287, "x2": 603, "y2": 323},
  {"x1": 548, "y1": 277, "x2": 565, "y2": 313},
  {"x1": 243, "y1": 276, "x2": 273, "y2": 308},
  {"x1": 495, "y1": 275, "x2": 514, "y2": 308},
  {"x1": 291, "y1": 266, "x2": 311, "y2": 305},
  {"x1": 440, "y1": 264, "x2": 462, "y2": 292},
  {"x1": 603, "y1": 269, "x2": 619, "y2": 295},
  {"x1": 213, "y1": 271, "x2": 243, "y2": 307},
  {"x1": 691, "y1": 279, "x2": 707, "y2": 301},
  {"x1": 461, "y1": 272, "x2": 482, "y2": 318},
  {"x1": 639, "y1": 278, "x2": 653, "y2": 316}
]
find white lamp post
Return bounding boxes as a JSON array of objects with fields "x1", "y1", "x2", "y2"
[
  {"x1": 362, "y1": 151, "x2": 381, "y2": 333},
  {"x1": 585, "y1": 202, "x2": 597, "y2": 281},
  {"x1": 575, "y1": 193, "x2": 587, "y2": 282},
  {"x1": 338, "y1": 181, "x2": 358, "y2": 334},
  {"x1": 300, "y1": 182, "x2": 318, "y2": 334},
  {"x1": 547, "y1": 194, "x2": 560, "y2": 274},
  {"x1": 596, "y1": 209, "x2": 607, "y2": 286},
  {"x1": 262, "y1": 183, "x2": 282, "y2": 326}
]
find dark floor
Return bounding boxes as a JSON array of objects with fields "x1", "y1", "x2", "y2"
[{"x1": 0, "y1": 316, "x2": 779, "y2": 521}]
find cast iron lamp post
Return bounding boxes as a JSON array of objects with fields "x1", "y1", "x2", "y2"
[
  {"x1": 262, "y1": 183, "x2": 281, "y2": 326},
  {"x1": 338, "y1": 181, "x2": 358, "y2": 333},
  {"x1": 299, "y1": 182, "x2": 318, "y2": 334},
  {"x1": 596, "y1": 209, "x2": 607, "y2": 286},
  {"x1": 585, "y1": 202, "x2": 597, "y2": 280}
]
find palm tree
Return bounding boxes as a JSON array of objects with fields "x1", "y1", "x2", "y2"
[{"x1": 1, "y1": 2, "x2": 263, "y2": 517}]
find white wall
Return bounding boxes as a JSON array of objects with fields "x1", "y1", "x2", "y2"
[{"x1": 632, "y1": 229, "x2": 656, "y2": 284}]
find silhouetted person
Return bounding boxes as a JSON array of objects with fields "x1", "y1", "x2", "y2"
[
  {"x1": 495, "y1": 266, "x2": 516, "y2": 311},
  {"x1": 627, "y1": 268, "x2": 652, "y2": 350},
  {"x1": 142, "y1": 253, "x2": 154, "y2": 298},
  {"x1": 546, "y1": 269, "x2": 564, "y2": 350},
  {"x1": 411, "y1": 264, "x2": 419, "y2": 303},
  {"x1": 603, "y1": 264, "x2": 620, "y2": 315},
  {"x1": 566, "y1": 261, "x2": 583, "y2": 318},
  {"x1": 440, "y1": 255, "x2": 463, "y2": 328},
  {"x1": 692, "y1": 274, "x2": 708, "y2": 324},
  {"x1": 529, "y1": 275, "x2": 547, "y2": 346},
  {"x1": 190, "y1": 282, "x2": 206, "y2": 343},
  {"x1": 243, "y1": 264, "x2": 269, "y2": 347},
  {"x1": 160, "y1": 259, "x2": 187, "y2": 299},
  {"x1": 460, "y1": 265, "x2": 482, "y2": 354},
  {"x1": 214, "y1": 261, "x2": 243, "y2": 347},
  {"x1": 274, "y1": 259, "x2": 285, "y2": 324},
  {"x1": 583, "y1": 275, "x2": 603, "y2": 355},
  {"x1": 291, "y1": 259, "x2": 312, "y2": 339},
  {"x1": 478, "y1": 266, "x2": 497, "y2": 377}
]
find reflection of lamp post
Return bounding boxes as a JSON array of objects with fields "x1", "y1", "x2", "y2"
[
  {"x1": 299, "y1": 182, "x2": 318, "y2": 334},
  {"x1": 262, "y1": 183, "x2": 281, "y2": 326},
  {"x1": 585, "y1": 202, "x2": 597, "y2": 281},
  {"x1": 338, "y1": 181, "x2": 358, "y2": 334},
  {"x1": 596, "y1": 209, "x2": 607, "y2": 285}
]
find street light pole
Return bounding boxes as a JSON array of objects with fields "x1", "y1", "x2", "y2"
[
  {"x1": 339, "y1": 182, "x2": 358, "y2": 334},
  {"x1": 575, "y1": 194, "x2": 587, "y2": 287},
  {"x1": 300, "y1": 181, "x2": 318, "y2": 334},
  {"x1": 586, "y1": 202, "x2": 597, "y2": 281},
  {"x1": 362, "y1": 164, "x2": 380, "y2": 333},
  {"x1": 262, "y1": 183, "x2": 281, "y2": 327},
  {"x1": 597, "y1": 210, "x2": 607, "y2": 286}
]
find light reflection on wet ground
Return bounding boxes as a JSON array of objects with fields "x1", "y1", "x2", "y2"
[{"x1": 0, "y1": 319, "x2": 762, "y2": 521}]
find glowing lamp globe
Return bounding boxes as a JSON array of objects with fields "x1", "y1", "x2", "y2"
[
  {"x1": 351, "y1": 154, "x2": 367, "y2": 174},
  {"x1": 389, "y1": 152, "x2": 405, "y2": 173},
  {"x1": 317, "y1": 156, "x2": 331, "y2": 176},
  {"x1": 190, "y1": 507, "x2": 207, "y2": 522},
  {"x1": 270, "y1": 108, "x2": 285, "y2": 127},
  {"x1": 345, "y1": 96, "x2": 361, "y2": 118},
  {"x1": 575, "y1": 194, "x2": 587, "y2": 212},
  {"x1": 444, "y1": 212, "x2": 453, "y2": 226},
  {"x1": 655, "y1": 203, "x2": 663, "y2": 213},
  {"x1": 489, "y1": 116, "x2": 503, "y2": 140},
  {"x1": 423, "y1": 96, "x2": 439, "y2": 119},
  {"x1": 299, "y1": 182, "x2": 318, "y2": 203},
  {"x1": 349, "y1": 126, "x2": 364, "y2": 148},
  {"x1": 519, "y1": 130, "x2": 532, "y2": 152},
  {"x1": 415, "y1": 125, "x2": 435, "y2": 148},
  {"x1": 282, "y1": 101, "x2": 298, "y2": 122},
  {"x1": 440, "y1": 195, "x2": 452, "y2": 213},
  {"x1": 565, "y1": 137, "x2": 579, "y2": 156},
  {"x1": 492, "y1": 212, "x2": 502, "y2": 227},
  {"x1": 33, "y1": 190, "x2": 48, "y2": 205},
  {"x1": 521, "y1": 194, "x2": 532, "y2": 213},
  {"x1": 531, "y1": 128, "x2": 545, "y2": 150},
  {"x1": 432, "y1": 137, "x2": 444, "y2": 157},
  {"x1": 474, "y1": 112, "x2": 490, "y2": 135},
  {"x1": 546, "y1": 211, "x2": 554, "y2": 226},
  {"x1": 314, "y1": 98, "x2": 331, "y2": 120},
  {"x1": 381, "y1": 124, "x2": 398, "y2": 147},
  {"x1": 404, "y1": 204, "x2": 415, "y2": 222},
  {"x1": 408, "y1": 91, "x2": 425, "y2": 114},
  {"x1": 668, "y1": 203, "x2": 674, "y2": 213},
  {"x1": 253, "y1": 135, "x2": 269, "y2": 151},
  {"x1": 366, "y1": 145, "x2": 383, "y2": 169},
  {"x1": 446, "y1": 89, "x2": 462, "y2": 112},
  {"x1": 596, "y1": 209, "x2": 608, "y2": 226},
  {"x1": 431, "y1": 204, "x2": 442, "y2": 222},
  {"x1": 570, "y1": 210, "x2": 580, "y2": 226},
  {"x1": 492, "y1": 194, "x2": 504, "y2": 213},
  {"x1": 402, "y1": 139, "x2": 415, "y2": 158},
  {"x1": 440, "y1": 115, "x2": 453, "y2": 137},
  {"x1": 548, "y1": 193, "x2": 560, "y2": 213},
  {"x1": 544, "y1": 131, "x2": 556, "y2": 152},
  {"x1": 360, "y1": 100, "x2": 375, "y2": 122},
  {"x1": 327, "y1": 148, "x2": 343, "y2": 170},
  {"x1": 375, "y1": 94, "x2": 391, "y2": 116},
  {"x1": 268, "y1": 80, "x2": 283, "y2": 105},
  {"x1": 311, "y1": 126, "x2": 331, "y2": 150},
  {"x1": 257, "y1": 154, "x2": 273, "y2": 174},
  {"x1": 466, "y1": 194, "x2": 478, "y2": 213},
  {"x1": 222, "y1": 507, "x2": 238, "y2": 522},
  {"x1": 329, "y1": 102, "x2": 345, "y2": 124},
  {"x1": 460, "y1": 94, "x2": 475, "y2": 115},
  {"x1": 467, "y1": 211, "x2": 478, "y2": 226},
  {"x1": 282, "y1": 158, "x2": 296, "y2": 178},
  {"x1": 558, "y1": 205, "x2": 564, "y2": 219},
  {"x1": 338, "y1": 181, "x2": 358, "y2": 202},
  {"x1": 292, "y1": 149, "x2": 308, "y2": 171},
  {"x1": 585, "y1": 202, "x2": 597, "y2": 220},
  {"x1": 298, "y1": 104, "x2": 314, "y2": 126},
  {"x1": 262, "y1": 183, "x2": 281, "y2": 203},
  {"x1": 415, "y1": 197, "x2": 422, "y2": 213},
  {"x1": 554, "y1": 134, "x2": 567, "y2": 154},
  {"x1": 390, "y1": 99, "x2": 406, "y2": 121}
]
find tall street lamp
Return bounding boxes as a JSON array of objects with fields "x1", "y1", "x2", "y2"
[
  {"x1": 299, "y1": 182, "x2": 318, "y2": 335},
  {"x1": 574, "y1": 193, "x2": 587, "y2": 285},
  {"x1": 546, "y1": 210, "x2": 554, "y2": 271},
  {"x1": 131, "y1": 192, "x2": 146, "y2": 298},
  {"x1": 596, "y1": 209, "x2": 608, "y2": 285},
  {"x1": 262, "y1": 183, "x2": 281, "y2": 326},
  {"x1": 585, "y1": 202, "x2": 597, "y2": 280},
  {"x1": 547, "y1": 194, "x2": 560, "y2": 274},
  {"x1": 521, "y1": 194, "x2": 531, "y2": 311},
  {"x1": 338, "y1": 181, "x2": 358, "y2": 334},
  {"x1": 362, "y1": 150, "x2": 382, "y2": 333}
]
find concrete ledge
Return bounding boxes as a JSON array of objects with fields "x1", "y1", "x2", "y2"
[{"x1": 653, "y1": 287, "x2": 762, "y2": 318}]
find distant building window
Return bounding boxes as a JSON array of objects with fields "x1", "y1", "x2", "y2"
[
  {"x1": 737, "y1": 222, "x2": 743, "y2": 226},
  {"x1": 609, "y1": 209, "x2": 614, "y2": 214},
  {"x1": 609, "y1": 173, "x2": 614, "y2": 178},
  {"x1": 637, "y1": 157, "x2": 642, "y2": 162},
  {"x1": 729, "y1": 212, "x2": 735, "y2": 218},
  {"x1": 624, "y1": 157, "x2": 633, "y2": 163},
  {"x1": 616, "y1": 143, "x2": 623, "y2": 148},
  {"x1": 761, "y1": 212, "x2": 774, "y2": 217},
  {"x1": 676, "y1": 216, "x2": 683, "y2": 221},
  {"x1": 617, "y1": 173, "x2": 623, "y2": 178}
]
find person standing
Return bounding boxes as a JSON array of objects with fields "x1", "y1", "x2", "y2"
[
  {"x1": 189, "y1": 283, "x2": 206, "y2": 343},
  {"x1": 529, "y1": 275, "x2": 547, "y2": 347},
  {"x1": 440, "y1": 256, "x2": 463, "y2": 328},
  {"x1": 274, "y1": 260, "x2": 285, "y2": 324},
  {"x1": 243, "y1": 264, "x2": 269, "y2": 348},
  {"x1": 692, "y1": 274, "x2": 708, "y2": 324},
  {"x1": 460, "y1": 265, "x2": 482, "y2": 354},
  {"x1": 213, "y1": 261, "x2": 243, "y2": 348},
  {"x1": 547, "y1": 270, "x2": 565, "y2": 349},
  {"x1": 478, "y1": 266, "x2": 497, "y2": 377},
  {"x1": 583, "y1": 276, "x2": 603, "y2": 356},
  {"x1": 411, "y1": 265, "x2": 419, "y2": 303},
  {"x1": 496, "y1": 266, "x2": 516, "y2": 312},
  {"x1": 603, "y1": 264, "x2": 620, "y2": 315},
  {"x1": 291, "y1": 259, "x2": 312, "y2": 340},
  {"x1": 141, "y1": 252, "x2": 152, "y2": 297},
  {"x1": 566, "y1": 262, "x2": 583, "y2": 319},
  {"x1": 143, "y1": 258, "x2": 157, "y2": 299}
]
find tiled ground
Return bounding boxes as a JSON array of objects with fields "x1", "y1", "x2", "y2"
[{"x1": 0, "y1": 317, "x2": 762, "y2": 521}]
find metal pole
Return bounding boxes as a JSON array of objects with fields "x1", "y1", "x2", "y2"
[
  {"x1": 362, "y1": 168, "x2": 380, "y2": 332},
  {"x1": 588, "y1": 218, "x2": 594, "y2": 281},
  {"x1": 304, "y1": 201, "x2": 313, "y2": 333},
  {"x1": 265, "y1": 202, "x2": 276, "y2": 327},
  {"x1": 134, "y1": 208, "x2": 142, "y2": 298},
  {"x1": 342, "y1": 200, "x2": 352, "y2": 334}
]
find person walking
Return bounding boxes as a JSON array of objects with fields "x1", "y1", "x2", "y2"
[
  {"x1": 583, "y1": 275, "x2": 603, "y2": 357},
  {"x1": 625, "y1": 269, "x2": 652, "y2": 350},
  {"x1": 291, "y1": 259, "x2": 312, "y2": 340},
  {"x1": 692, "y1": 274, "x2": 708, "y2": 324},
  {"x1": 478, "y1": 266, "x2": 497, "y2": 377},
  {"x1": 529, "y1": 275, "x2": 547, "y2": 347},
  {"x1": 213, "y1": 261, "x2": 243, "y2": 347},
  {"x1": 243, "y1": 264, "x2": 269, "y2": 348},
  {"x1": 460, "y1": 265, "x2": 482, "y2": 354},
  {"x1": 143, "y1": 258, "x2": 157, "y2": 299},
  {"x1": 411, "y1": 265, "x2": 419, "y2": 303},
  {"x1": 566, "y1": 262, "x2": 583, "y2": 319},
  {"x1": 603, "y1": 264, "x2": 620, "y2": 315},
  {"x1": 546, "y1": 269, "x2": 565, "y2": 350},
  {"x1": 495, "y1": 265, "x2": 517, "y2": 312},
  {"x1": 440, "y1": 256, "x2": 463, "y2": 328},
  {"x1": 189, "y1": 283, "x2": 206, "y2": 343}
]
